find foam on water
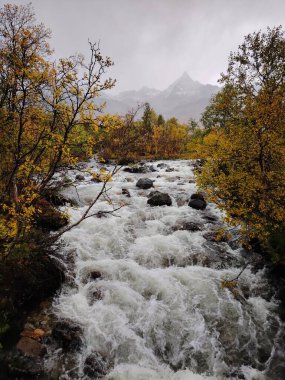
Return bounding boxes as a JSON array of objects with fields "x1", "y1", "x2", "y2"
[{"x1": 50, "y1": 160, "x2": 284, "y2": 379}]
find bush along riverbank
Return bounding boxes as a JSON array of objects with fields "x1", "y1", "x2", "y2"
[{"x1": 0, "y1": 197, "x2": 69, "y2": 378}]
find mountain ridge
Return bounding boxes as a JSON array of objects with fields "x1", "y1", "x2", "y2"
[{"x1": 102, "y1": 72, "x2": 219, "y2": 122}]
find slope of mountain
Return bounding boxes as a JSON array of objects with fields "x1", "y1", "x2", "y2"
[{"x1": 101, "y1": 72, "x2": 219, "y2": 122}]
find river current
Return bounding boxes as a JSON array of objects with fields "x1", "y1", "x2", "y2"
[{"x1": 48, "y1": 160, "x2": 285, "y2": 379}]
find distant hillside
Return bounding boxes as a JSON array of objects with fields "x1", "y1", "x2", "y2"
[{"x1": 101, "y1": 72, "x2": 220, "y2": 122}]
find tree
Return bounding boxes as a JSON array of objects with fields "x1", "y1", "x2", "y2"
[
  {"x1": 0, "y1": 3, "x2": 115, "y2": 254},
  {"x1": 197, "y1": 26, "x2": 285, "y2": 258}
]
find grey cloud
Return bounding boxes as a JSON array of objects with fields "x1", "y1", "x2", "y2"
[{"x1": 2, "y1": 0, "x2": 285, "y2": 93}]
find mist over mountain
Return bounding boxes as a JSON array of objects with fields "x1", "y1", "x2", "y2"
[{"x1": 102, "y1": 72, "x2": 219, "y2": 122}]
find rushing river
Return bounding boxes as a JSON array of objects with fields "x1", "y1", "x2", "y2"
[{"x1": 48, "y1": 160, "x2": 285, "y2": 379}]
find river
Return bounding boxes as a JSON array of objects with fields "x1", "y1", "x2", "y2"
[{"x1": 47, "y1": 159, "x2": 285, "y2": 379}]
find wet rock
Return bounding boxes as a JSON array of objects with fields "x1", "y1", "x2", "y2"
[
  {"x1": 7, "y1": 352, "x2": 44, "y2": 378},
  {"x1": 91, "y1": 177, "x2": 102, "y2": 183},
  {"x1": 35, "y1": 199, "x2": 69, "y2": 231},
  {"x1": 148, "y1": 165, "x2": 157, "y2": 172},
  {"x1": 52, "y1": 319, "x2": 83, "y2": 351},
  {"x1": 88, "y1": 288, "x2": 103, "y2": 305},
  {"x1": 124, "y1": 166, "x2": 148, "y2": 174},
  {"x1": 122, "y1": 188, "x2": 131, "y2": 197},
  {"x1": 76, "y1": 174, "x2": 85, "y2": 181},
  {"x1": 84, "y1": 352, "x2": 107, "y2": 378},
  {"x1": 173, "y1": 222, "x2": 203, "y2": 232},
  {"x1": 16, "y1": 337, "x2": 46, "y2": 357},
  {"x1": 202, "y1": 214, "x2": 218, "y2": 223},
  {"x1": 89, "y1": 271, "x2": 102, "y2": 281},
  {"x1": 188, "y1": 198, "x2": 207, "y2": 210},
  {"x1": 157, "y1": 163, "x2": 169, "y2": 169},
  {"x1": 190, "y1": 192, "x2": 206, "y2": 202},
  {"x1": 147, "y1": 190, "x2": 162, "y2": 198},
  {"x1": 165, "y1": 167, "x2": 175, "y2": 172},
  {"x1": 136, "y1": 178, "x2": 154, "y2": 189},
  {"x1": 147, "y1": 192, "x2": 172, "y2": 206}
]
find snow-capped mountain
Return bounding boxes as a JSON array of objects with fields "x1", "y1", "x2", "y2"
[{"x1": 101, "y1": 72, "x2": 219, "y2": 122}]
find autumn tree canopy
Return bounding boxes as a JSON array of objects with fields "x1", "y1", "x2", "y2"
[
  {"x1": 0, "y1": 3, "x2": 115, "y2": 254},
  {"x1": 197, "y1": 26, "x2": 285, "y2": 258}
]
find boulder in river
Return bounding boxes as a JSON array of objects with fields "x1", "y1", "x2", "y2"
[
  {"x1": 172, "y1": 221, "x2": 203, "y2": 232},
  {"x1": 188, "y1": 193, "x2": 207, "y2": 210},
  {"x1": 190, "y1": 192, "x2": 206, "y2": 202},
  {"x1": 122, "y1": 188, "x2": 131, "y2": 197},
  {"x1": 136, "y1": 178, "x2": 154, "y2": 189},
  {"x1": 75, "y1": 174, "x2": 85, "y2": 181},
  {"x1": 84, "y1": 352, "x2": 107, "y2": 378},
  {"x1": 147, "y1": 191, "x2": 172, "y2": 206},
  {"x1": 52, "y1": 319, "x2": 83, "y2": 351},
  {"x1": 148, "y1": 165, "x2": 157, "y2": 172},
  {"x1": 124, "y1": 166, "x2": 148, "y2": 174},
  {"x1": 157, "y1": 163, "x2": 169, "y2": 169}
]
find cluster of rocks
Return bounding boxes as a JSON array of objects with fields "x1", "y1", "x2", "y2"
[{"x1": 134, "y1": 174, "x2": 208, "y2": 210}]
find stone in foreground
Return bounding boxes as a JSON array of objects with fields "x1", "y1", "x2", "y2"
[
  {"x1": 136, "y1": 178, "x2": 154, "y2": 189},
  {"x1": 147, "y1": 191, "x2": 172, "y2": 206},
  {"x1": 188, "y1": 198, "x2": 207, "y2": 210}
]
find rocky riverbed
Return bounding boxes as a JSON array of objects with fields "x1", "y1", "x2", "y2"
[{"x1": 3, "y1": 160, "x2": 285, "y2": 379}]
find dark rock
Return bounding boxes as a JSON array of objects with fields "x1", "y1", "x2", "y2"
[
  {"x1": 91, "y1": 177, "x2": 102, "y2": 183},
  {"x1": 202, "y1": 214, "x2": 218, "y2": 223},
  {"x1": 147, "y1": 190, "x2": 162, "y2": 198},
  {"x1": 35, "y1": 199, "x2": 69, "y2": 231},
  {"x1": 52, "y1": 320, "x2": 83, "y2": 351},
  {"x1": 190, "y1": 192, "x2": 206, "y2": 202},
  {"x1": 157, "y1": 163, "x2": 169, "y2": 169},
  {"x1": 165, "y1": 168, "x2": 175, "y2": 172},
  {"x1": 7, "y1": 352, "x2": 44, "y2": 378},
  {"x1": 16, "y1": 337, "x2": 46, "y2": 358},
  {"x1": 188, "y1": 199, "x2": 207, "y2": 210},
  {"x1": 122, "y1": 188, "x2": 131, "y2": 197},
  {"x1": 173, "y1": 222, "x2": 202, "y2": 232},
  {"x1": 90, "y1": 271, "x2": 102, "y2": 281},
  {"x1": 75, "y1": 174, "x2": 85, "y2": 181},
  {"x1": 84, "y1": 352, "x2": 107, "y2": 378},
  {"x1": 136, "y1": 178, "x2": 154, "y2": 189},
  {"x1": 147, "y1": 192, "x2": 172, "y2": 206},
  {"x1": 149, "y1": 165, "x2": 157, "y2": 172},
  {"x1": 124, "y1": 166, "x2": 148, "y2": 174}
]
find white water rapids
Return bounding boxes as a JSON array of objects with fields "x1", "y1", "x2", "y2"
[{"x1": 49, "y1": 160, "x2": 284, "y2": 379}]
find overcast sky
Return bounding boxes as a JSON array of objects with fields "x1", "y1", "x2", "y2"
[{"x1": 2, "y1": 0, "x2": 285, "y2": 93}]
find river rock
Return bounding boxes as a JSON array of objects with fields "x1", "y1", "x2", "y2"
[
  {"x1": 157, "y1": 163, "x2": 169, "y2": 169},
  {"x1": 188, "y1": 198, "x2": 207, "y2": 210},
  {"x1": 190, "y1": 192, "x2": 206, "y2": 202},
  {"x1": 148, "y1": 165, "x2": 157, "y2": 172},
  {"x1": 83, "y1": 352, "x2": 107, "y2": 378},
  {"x1": 124, "y1": 166, "x2": 148, "y2": 174},
  {"x1": 122, "y1": 188, "x2": 131, "y2": 197},
  {"x1": 165, "y1": 167, "x2": 175, "y2": 172},
  {"x1": 147, "y1": 192, "x2": 172, "y2": 206},
  {"x1": 52, "y1": 319, "x2": 83, "y2": 350},
  {"x1": 7, "y1": 352, "x2": 44, "y2": 378},
  {"x1": 75, "y1": 174, "x2": 85, "y2": 181},
  {"x1": 173, "y1": 222, "x2": 203, "y2": 232},
  {"x1": 136, "y1": 178, "x2": 154, "y2": 189},
  {"x1": 16, "y1": 337, "x2": 46, "y2": 357}
]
